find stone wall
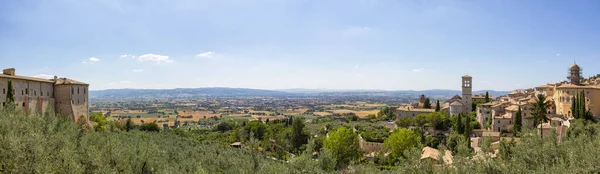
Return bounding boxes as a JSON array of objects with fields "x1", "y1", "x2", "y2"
[
  {"x1": 358, "y1": 135, "x2": 384, "y2": 154},
  {"x1": 54, "y1": 85, "x2": 74, "y2": 120},
  {"x1": 70, "y1": 85, "x2": 89, "y2": 119},
  {"x1": 0, "y1": 77, "x2": 54, "y2": 113}
]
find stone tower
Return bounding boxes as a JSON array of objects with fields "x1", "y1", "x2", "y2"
[
  {"x1": 462, "y1": 75, "x2": 473, "y2": 112},
  {"x1": 568, "y1": 63, "x2": 582, "y2": 85}
]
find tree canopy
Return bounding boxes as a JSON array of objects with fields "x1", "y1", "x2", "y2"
[
  {"x1": 323, "y1": 127, "x2": 362, "y2": 168},
  {"x1": 384, "y1": 128, "x2": 421, "y2": 163}
]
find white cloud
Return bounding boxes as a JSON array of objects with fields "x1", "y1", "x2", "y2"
[
  {"x1": 412, "y1": 69, "x2": 424, "y2": 72},
  {"x1": 138, "y1": 54, "x2": 173, "y2": 63},
  {"x1": 556, "y1": 54, "x2": 561, "y2": 56},
  {"x1": 33, "y1": 74, "x2": 54, "y2": 79},
  {"x1": 132, "y1": 69, "x2": 144, "y2": 73},
  {"x1": 341, "y1": 26, "x2": 373, "y2": 36},
  {"x1": 107, "y1": 81, "x2": 132, "y2": 86},
  {"x1": 82, "y1": 61, "x2": 87, "y2": 64},
  {"x1": 120, "y1": 54, "x2": 136, "y2": 59},
  {"x1": 89, "y1": 57, "x2": 100, "y2": 62},
  {"x1": 196, "y1": 51, "x2": 216, "y2": 58}
]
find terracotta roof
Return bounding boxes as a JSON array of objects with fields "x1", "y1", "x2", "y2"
[
  {"x1": 571, "y1": 63, "x2": 580, "y2": 69},
  {"x1": 505, "y1": 105, "x2": 520, "y2": 111},
  {"x1": 0, "y1": 74, "x2": 54, "y2": 83},
  {"x1": 556, "y1": 84, "x2": 600, "y2": 89},
  {"x1": 55, "y1": 78, "x2": 89, "y2": 85},
  {"x1": 450, "y1": 95, "x2": 462, "y2": 100},
  {"x1": 421, "y1": 147, "x2": 453, "y2": 164},
  {"x1": 462, "y1": 75, "x2": 472, "y2": 78},
  {"x1": 495, "y1": 113, "x2": 512, "y2": 119},
  {"x1": 450, "y1": 101, "x2": 463, "y2": 106}
]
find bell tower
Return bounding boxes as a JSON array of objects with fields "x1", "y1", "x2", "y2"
[
  {"x1": 462, "y1": 75, "x2": 473, "y2": 112},
  {"x1": 568, "y1": 62, "x2": 582, "y2": 85}
]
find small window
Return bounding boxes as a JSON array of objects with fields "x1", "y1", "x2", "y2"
[
  {"x1": 71, "y1": 87, "x2": 74, "y2": 95},
  {"x1": 25, "y1": 89, "x2": 28, "y2": 95},
  {"x1": 34, "y1": 91, "x2": 36, "y2": 96},
  {"x1": 84, "y1": 88, "x2": 86, "y2": 94},
  {"x1": 22, "y1": 103, "x2": 25, "y2": 107},
  {"x1": 21, "y1": 90, "x2": 23, "y2": 95},
  {"x1": 77, "y1": 87, "x2": 80, "y2": 94},
  {"x1": 2, "y1": 88, "x2": 4, "y2": 94},
  {"x1": 40, "y1": 91, "x2": 43, "y2": 96}
]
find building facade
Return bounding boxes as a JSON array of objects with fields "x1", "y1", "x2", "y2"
[
  {"x1": 0, "y1": 68, "x2": 89, "y2": 121},
  {"x1": 448, "y1": 75, "x2": 473, "y2": 116}
]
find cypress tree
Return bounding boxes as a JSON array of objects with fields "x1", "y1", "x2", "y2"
[
  {"x1": 424, "y1": 98, "x2": 431, "y2": 109},
  {"x1": 435, "y1": 100, "x2": 441, "y2": 112},
  {"x1": 514, "y1": 106, "x2": 522, "y2": 136},
  {"x1": 6, "y1": 80, "x2": 14, "y2": 104},
  {"x1": 485, "y1": 91, "x2": 490, "y2": 103},
  {"x1": 571, "y1": 95, "x2": 578, "y2": 119}
]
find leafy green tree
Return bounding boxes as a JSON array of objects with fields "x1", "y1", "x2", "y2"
[
  {"x1": 424, "y1": 98, "x2": 431, "y2": 109},
  {"x1": 378, "y1": 107, "x2": 397, "y2": 121},
  {"x1": 424, "y1": 135, "x2": 439, "y2": 148},
  {"x1": 384, "y1": 128, "x2": 421, "y2": 163},
  {"x1": 455, "y1": 113, "x2": 464, "y2": 134},
  {"x1": 367, "y1": 114, "x2": 377, "y2": 121},
  {"x1": 244, "y1": 121, "x2": 268, "y2": 140},
  {"x1": 90, "y1": 112, "x2": 108, "y2": 131},
  {"x1": 513, "y1": 106, "x2": 522, "y2": 136},
  {"x1": 396, "y1": 117, "x2": 412, "y2": 127},
  {"x1": 6, "y1": 80, "x2": 14, "y2": 104},
  {"x1": 216, "y1": 121, "x2": 238, "y2": 133},
  {"x1": 125, "y1": 118, "x2": 134, "y2": 132},
  {"x1": 139, "y1": 122, "x2": 160, "y2": 132},
  {"x1": 532, "y1": 94, "x2": 550, "y2": 138},
  {"x1": 485, "y1": 91, "x2": 490, "y2": 103},
  {"x1": 291, "y1": 118, "x2": 308, "y2": 153},
  {"x1": 323, "y1": 127, "x2": 361, "y2": 168},
  {"x1": 435, "y1": 100, "x2": 440, "y2": 112}
]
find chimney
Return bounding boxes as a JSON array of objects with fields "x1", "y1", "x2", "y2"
[{"x1": 3, "y1": 68, "x2": 15, "y2": 76}]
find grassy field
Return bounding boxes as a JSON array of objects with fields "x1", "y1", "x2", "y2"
[{"x1": 114, "y1": 113, "x2": 166, "y2": 118}]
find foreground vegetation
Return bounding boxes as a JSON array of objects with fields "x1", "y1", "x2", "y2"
[{"x1": 2, "y1": 107, "x2": 600, "y2": 173}]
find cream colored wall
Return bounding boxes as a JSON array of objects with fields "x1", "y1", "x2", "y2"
[
  {"x1": 54, "y1": 85, "x2": 74, "y2": 120},
  {"x1": 476, "y1": 106, "x2": 492, "y2": 128},
  {"x1": 553, "y1": 88, "x2": 600, "y2": 117},
  {"x1": 491, "y1": 117, "x2": 512, "y2": 132}
]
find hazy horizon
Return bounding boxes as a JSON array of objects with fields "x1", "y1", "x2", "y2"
[
  {"x1": 2, "y1": 0, "x2": 599, "y2": 91},
  {"x1": 89, "y1": 87, "x2": 514, "y2": 92}
]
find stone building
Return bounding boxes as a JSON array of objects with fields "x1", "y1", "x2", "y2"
[
  {"x1": 0, "y1": 68, "x2": 89, "y2": 121},
  {"x1": 448, "y1": 75, "x2": 473, "y2": 116}
]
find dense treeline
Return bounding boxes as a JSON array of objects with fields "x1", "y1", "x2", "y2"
[{"x1": 3, "y1": 106, "x2": 600, "y2": 173}]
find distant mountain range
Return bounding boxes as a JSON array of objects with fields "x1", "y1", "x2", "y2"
[{"x1": 90, "y1": 87, "x2": 511, "y2": 99}]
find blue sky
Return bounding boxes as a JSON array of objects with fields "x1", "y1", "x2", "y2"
[{"x1": 1, "y1": 0, "x2": 599, "y2": 91}]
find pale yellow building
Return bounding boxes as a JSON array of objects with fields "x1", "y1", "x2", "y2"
[{"x1": 536, "y1": 63, "x2": 600, "y2": 118}]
